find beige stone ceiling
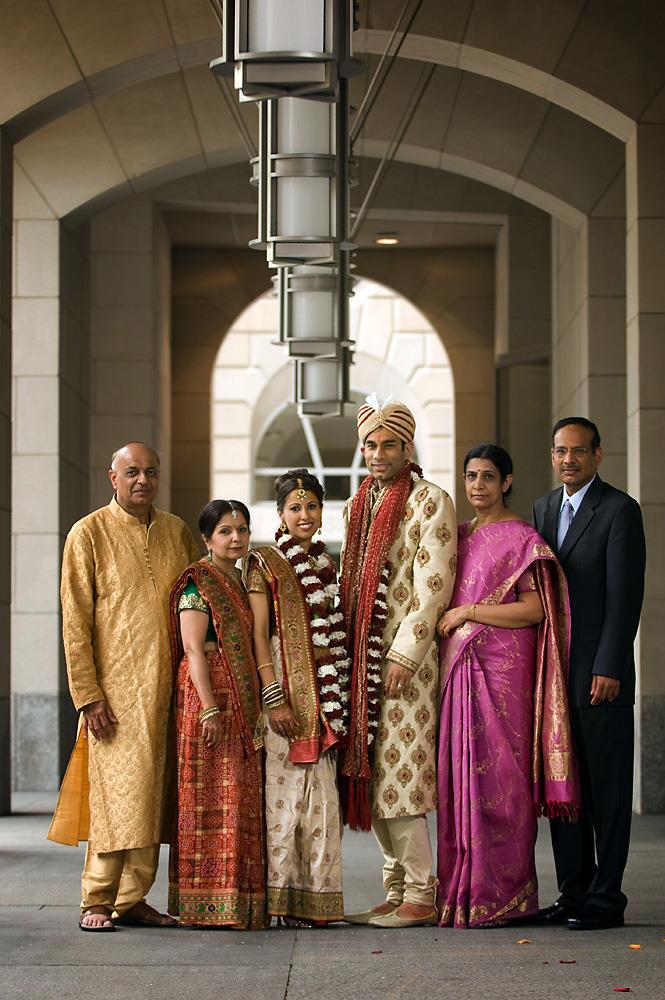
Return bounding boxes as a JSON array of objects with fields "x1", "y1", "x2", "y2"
[{"x1": 3, "y1": 1, "x2": 664, "y2": 231}]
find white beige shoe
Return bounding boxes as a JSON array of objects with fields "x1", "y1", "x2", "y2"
[
  {"x1": 344, "y1": 904, "x2": 398, "y2": 925},
  {"x1": 368, "y1": 908, "x2": 438, "y2": 928}
]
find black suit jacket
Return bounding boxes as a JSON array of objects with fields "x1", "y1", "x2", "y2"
[{"x1": 532, "y1": 476, "x2": 645, "y2": 708}]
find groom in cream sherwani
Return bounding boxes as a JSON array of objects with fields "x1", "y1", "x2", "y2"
[{"x1": 340, "y1": 395, "x2": 456, "y2": 927}]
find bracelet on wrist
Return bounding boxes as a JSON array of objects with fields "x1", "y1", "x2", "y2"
[
  {"x1": 199, "y1": 706, "x2": 220, "y2": 723},
  {"x1": 262, "y1": 681, "x2": 285, "y2": 709},
  {"x1": 257, "y1": 661, "x2": 274, "y2": 672}
]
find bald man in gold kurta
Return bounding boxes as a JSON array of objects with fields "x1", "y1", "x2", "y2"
[{"x1": 49, "y1": 443, "x2": 199, "y2": 931}]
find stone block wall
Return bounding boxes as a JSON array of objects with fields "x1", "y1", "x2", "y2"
[
  {"x1": 11, "y1": 207, "x2": 89, "y2": 789},
  {"x1": 0, "y1": 128, "x2": 12, "y2": 812},
  {"x1": 89, "y1": 201, "x2": 173, "y2": 511}
]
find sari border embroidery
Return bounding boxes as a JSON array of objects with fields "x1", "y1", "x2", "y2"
[
  {"x1": 249, "y1": 546, "x2": 329, "y2": 763},
  {"x1": 267, "y1": 886, "x2": 344, "y2": 921}
]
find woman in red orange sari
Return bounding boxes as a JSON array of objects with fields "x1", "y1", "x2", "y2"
[{"x1": 168, "y1": 500, "x2": 266, "y2": 929}]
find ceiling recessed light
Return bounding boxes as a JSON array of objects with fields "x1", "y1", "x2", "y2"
[{"x1": 375, "y1": 232, "x2": 400, "y2": 246}]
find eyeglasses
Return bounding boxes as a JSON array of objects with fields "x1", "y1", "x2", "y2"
[{"x1": 552, "y1": 447, "x2": 591, "y2": 458}]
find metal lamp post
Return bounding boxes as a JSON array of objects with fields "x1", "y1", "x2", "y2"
[
  {"x1": 211, "y1": 1, "x2": 360, "y2": 414},
  {"x1": 274, "y1": 258, "x2": 353, "y2": 358},
  {"x1": 250, "y1": 90, "x2": 353, "y2": 266},
  {"x1": 294, "y1": 348, "x2": 353, "y2": 418}
]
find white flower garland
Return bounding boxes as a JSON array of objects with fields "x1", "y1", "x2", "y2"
[{"x1": 277, "y1": 533, "x2": 350, "y2": 735}]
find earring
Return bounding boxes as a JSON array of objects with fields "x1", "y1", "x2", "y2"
[
  {"x1": 279, "y1": 520, "x2": 287, "y2": 533},
  {"x1": 207, "y1": 548, "x2": 213, "y2": 563},
  {"x1": 318, "y1": 526, "x2": 322, "y2": 536}
]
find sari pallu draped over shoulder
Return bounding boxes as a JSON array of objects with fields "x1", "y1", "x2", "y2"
[
  {"x1": 247, "y1": 546, "x2": 340, "y2": 764},
  {"x1": 437, "y1": 521, "x2": 580, "y2": 928},
  {"x1": 169, "y1": 562, "x2": 263, "y2": 755},
  {"x1": 440, "y1": 523, "x2": 579, "y2": 819}
]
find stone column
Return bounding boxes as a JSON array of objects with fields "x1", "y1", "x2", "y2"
[
  {"x1": 0, "y1": 129, "x2": 12, "y2": 813},
  {"x1": 89, "y1": 200, "x2": 172, "y2": 512},
  {"x1": 11, "y1": 165, "x2": 89, "y2": 789},
  {"x1": 171, "y1": 248, "x2": 270, "y2": 534},
  {"x1": 356, "y1": 247, "x2": 495, "y2": 515},
  {"x1": 551, "y1": 215, "x2": 627, "y2": 487},
  {"x1": 495, "y1": 212, "x2": 551, "y2": 517},
  {"x1": 626, "y1": 123, "x2": 665, "y2": 812}
]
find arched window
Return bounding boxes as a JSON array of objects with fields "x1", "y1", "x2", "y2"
[
  {"x1": 212, "y1": 277, "x2": 453, "y2": 543},
  {"x1": 254, "y1": 393, "x2": 420, "y2": 502}
]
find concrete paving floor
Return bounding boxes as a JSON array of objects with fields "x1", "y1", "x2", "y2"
[{"x1": 0, "y1": 794, "x2": 664, "y2": 1000}]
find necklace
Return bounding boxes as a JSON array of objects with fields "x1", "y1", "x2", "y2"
[
  {"x1": 469, "y1": 513, "x2": 511, "y2": 533},
  {"x1": 275, "y1": 531, "x2": 350, "y2": 735}
]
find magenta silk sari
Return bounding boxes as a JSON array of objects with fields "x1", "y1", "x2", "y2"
[{"x1": 437, "y1": 520, "x2": 580, "y2": 928}]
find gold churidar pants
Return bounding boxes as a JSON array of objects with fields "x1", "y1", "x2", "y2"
[{"x1": 80, "y1": 843, "x2": 160, "y2": 915}]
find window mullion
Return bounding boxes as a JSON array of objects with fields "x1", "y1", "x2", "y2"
[{"x1": 300, "y1": 414, "x2": 325, "y2": 487}]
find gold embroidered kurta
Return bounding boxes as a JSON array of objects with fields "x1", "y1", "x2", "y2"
[
  {"x1": 49, "y1": 499, "x2": 199, "y2": 853},
  {"x1": 342, "y1": 478, "x2": 457, "y2": 819}
]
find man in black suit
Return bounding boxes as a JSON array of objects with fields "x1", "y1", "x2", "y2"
[{"x1": 532, "y1": 417, "x2": 645, "y2": 931}]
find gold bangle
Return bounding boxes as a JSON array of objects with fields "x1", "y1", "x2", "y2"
[
  {"x1": 257, "y1": 661, "x2": 273, "y2": 671},
  {"x1": 470, "y1": 604, "x2": 476, "y2": 622}
]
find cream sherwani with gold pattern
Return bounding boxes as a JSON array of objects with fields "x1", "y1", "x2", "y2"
[
  {"x1": 343, "y1": 477, "x2": 457, "y2": 821},
  {"x1": 51, "y1": 498, "x2": 199, "y2": 854}
]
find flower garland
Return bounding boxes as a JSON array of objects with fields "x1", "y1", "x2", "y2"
[
  {"x1": 361, "y1": 468, "x2": 421, "y2": 745},
  {"x1": 365, "y1": 563, "x2": 390, "y2": 744},
  {"x1": 276, "y1": 530, "x2": 350, "y2": 735}
]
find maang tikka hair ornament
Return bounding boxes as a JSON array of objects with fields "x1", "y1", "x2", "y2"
[
  {"x1": 228, "y1": 500, "x2": 238, "y2": 519},
  {"x1": 295, "y1": 478, "x2": 308, "y2": 502}
]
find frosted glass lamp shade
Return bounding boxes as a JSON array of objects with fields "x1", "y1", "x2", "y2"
[
  {"x1": 294, "y1": 349, "x2": 352, "y2": 416},
  {"x1": 253, "y1": 97, "x2": 352, "y2": 266},
  {"x1": 248, "y1": 1, "x2": 325, "y2": 53},
  {"x1": 211, "y1": 0, "x2": 361, "y2": 101},
  {"x1": 277, "y1": 262, "x2": 353, "y2": 358}
]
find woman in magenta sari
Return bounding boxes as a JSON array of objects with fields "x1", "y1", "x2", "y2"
[{"x1": 436, "y1": 444, "x2": 579, "y2": 928}]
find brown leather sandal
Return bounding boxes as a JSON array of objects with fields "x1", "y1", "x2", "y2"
[
  {"x1": 113, "y1": 900, "x2": 178, "y2": 928},
  {"x1": 79, "y1": 905, "x2": 116, "y2": 932}
]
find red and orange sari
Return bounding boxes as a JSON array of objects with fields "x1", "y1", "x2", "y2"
[{"x1": 167, "y1": 561, "x2": 266, "y2": 928}]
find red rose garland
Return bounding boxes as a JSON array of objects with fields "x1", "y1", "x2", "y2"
[{"x1": 276, "y1": 531, "x2": 350, "y2": 734}]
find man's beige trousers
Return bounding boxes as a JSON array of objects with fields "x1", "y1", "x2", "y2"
[
  {"x1": 372, "y1": 815, "x2": 437, "y2": 907},
  {"x1": 80, "y1": 843, "x2": 160, "y2": 915}
]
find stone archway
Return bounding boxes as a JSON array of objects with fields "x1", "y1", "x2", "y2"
[
  {"x1": 210, "y1": 277, "x2": 457, "y2": 544},
  {"x1": 171, "y1": 245, "x2": 495, "y2": 538}
]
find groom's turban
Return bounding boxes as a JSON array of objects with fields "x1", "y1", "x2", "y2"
[{"x1": 357, "y1": 394, "x2": 416, "y2": 444}]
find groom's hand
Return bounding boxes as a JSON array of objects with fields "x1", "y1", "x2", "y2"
[{"x1": 384, "y1": 661, "x2": 413, "y2": 699}]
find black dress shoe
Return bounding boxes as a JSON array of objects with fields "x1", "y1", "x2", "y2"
[
  {"x1": 527, "y1": 900, "x2": 581, "y2": 925},
  {"x1": 567, "y1": 909, "x2": 624, "y2": 931}
]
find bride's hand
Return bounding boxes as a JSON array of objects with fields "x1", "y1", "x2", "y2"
[
  {"x1": 269, "y1": 702, "x2": 299, "y2": 740},
  {"x1": 437, "y1": 606, "x2": 470, "y2": 638}
]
